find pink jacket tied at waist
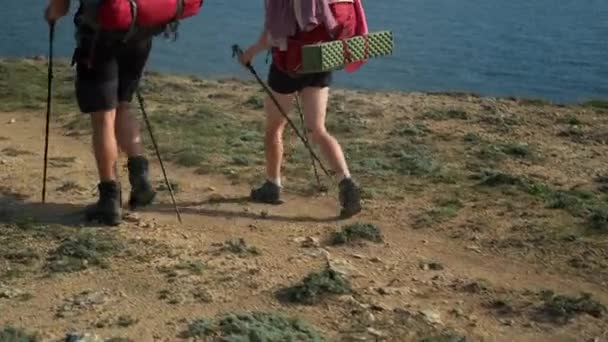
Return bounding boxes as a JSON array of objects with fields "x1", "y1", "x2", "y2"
[{"x1": 264, "y1": 0, "x2": 369, "y2": 72}]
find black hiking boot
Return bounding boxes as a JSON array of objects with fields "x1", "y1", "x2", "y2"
[
  {"x1": 339, "y1": 178, "x2": 362, "y2": 218},
  {"x1": 85, "y1": 181, "x2": 122, "y2": 226},
  {"x1": 127, "y1": 156, "x2": 156, "y2": 210},
  {"x1": 250, "y1": 181, "x2": 283, "y2": 204}
]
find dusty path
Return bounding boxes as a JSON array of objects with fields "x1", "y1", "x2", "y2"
[{"x1": 1, "y1": 110, "x2": 607, "y2": 341}]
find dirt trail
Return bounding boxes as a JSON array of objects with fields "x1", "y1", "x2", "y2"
[{"x1": 1, "y1": 111, "x2": 607, "y2": 341}]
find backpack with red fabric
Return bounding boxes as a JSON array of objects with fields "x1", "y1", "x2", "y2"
[
  {"x1": 79, "y1": 0, "x2": 204, "y2": 36},
  {"x1": 272, "y1": 1, "x2": 359, "y2": 74}
]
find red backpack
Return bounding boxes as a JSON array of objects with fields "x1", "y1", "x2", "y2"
[
  {"x1": 82, "y1": 0, "x2": 203, "y2": 32},
  {"x1": 273, "y1": 2, "x2": 358, "y2": 74}
]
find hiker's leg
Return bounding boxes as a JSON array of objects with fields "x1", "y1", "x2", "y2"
[
  {"x1": 116, "y1": 37, "x2": 156, "y2": 209},
  {"x1": 75, "y1": 39, "x2": 122, "y2": 225},
  {"x1": 264, "y1": 91, "x2": 291, "y2": 183},
  {"x1": 263, "y1": 63, "x2": 301, "y2": 185},
  {"x1": 300, "y1": 86, "x2": 350, "y2": 180},
  {"x1": 91, "y1": 110, "x2": 119, "y2": 181},
  {"x1": 115, "y1": 102, "x2": 144, "y2": 156},
  {"x1": 115, "y1": 37, "x2": 151, "y2": 158},
  {"x1": 301, "y1": 85, "x2": 361, "y2": 217}
]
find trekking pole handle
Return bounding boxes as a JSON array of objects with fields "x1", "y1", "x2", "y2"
[{"x1": 231, "y1": 44, "x2": 256, "y2": 73}]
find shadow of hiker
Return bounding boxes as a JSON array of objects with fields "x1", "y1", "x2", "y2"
[
  {"x1": 0, "y1": 194, "x2": 88, "y2": 228},
  {"x1": 143, "y1": 198, "x2": 342, "y2": 224}
]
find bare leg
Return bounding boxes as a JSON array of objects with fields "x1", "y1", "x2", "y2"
[
  {"x1": 91, "y1": 110, "x2": 119, "y2": 181},
  {"x1": 299, "y1": 87, "x2": 350, "y2": 180},
  {"x1": 263, "y1": 91, "x2": 293, "y2": 183},
  {"x1": 115, "y1": 102, "x2": 144, "y2": 156}
]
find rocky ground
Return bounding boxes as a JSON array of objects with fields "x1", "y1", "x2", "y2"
[{"x1": 0, "y1": 58, "x2": 607, "y2": 341}]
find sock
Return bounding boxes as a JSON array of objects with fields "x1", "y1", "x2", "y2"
[
  {"x1": 268, "y1": 177, "x2": 282, "y2": 187},
  {"x1": 337, "y1": 171, "x2": 351, "y2": 182}
]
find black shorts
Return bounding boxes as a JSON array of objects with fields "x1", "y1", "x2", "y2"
[
  {"x1": 267, "y1": 63, "x2": 333, "y2": 94},
  {"x1": 73, "y1": 34, "x2": 152, "y2": 114}
]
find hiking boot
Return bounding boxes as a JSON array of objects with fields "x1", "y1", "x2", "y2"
[
  {"x1": 127, "y1": 156, "x2": 156, "y2": 210},
  {"x1": 339, "y1": 178, "x2": 362, "y2": 218},
  {"x1": 250, "y1": 181, "x2": 282, "y2": 204},
  {"x1": 85, "y1": 181, "x2": 122, "y2": 226}
]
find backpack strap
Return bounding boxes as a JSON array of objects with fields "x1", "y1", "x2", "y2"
[{"x1": 121, "y1": 0, "x2": 139, "y2": 42}]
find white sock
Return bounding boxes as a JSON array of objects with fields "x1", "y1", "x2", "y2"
[{"x1": 268, "y1": 177, "x2": 282, "y2": 187}]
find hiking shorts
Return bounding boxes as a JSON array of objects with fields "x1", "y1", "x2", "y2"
[
  {"x1": 267, "y1": 63, "x2": 333, "y2": 95},
  {"x1": 73, "y1": 34, "x2": 152, "y2": 114}
]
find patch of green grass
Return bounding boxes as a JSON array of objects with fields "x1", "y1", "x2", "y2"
[
  {"x1": 475, "y1": 170, "x2": 608, "y2": 231},
  {"x1": 244, "y1": 95, "x2": 265, "y2": 109},
  {"x1": 429, "y1": 198, "x2": 464, "y2": 220},
  {"x1": 414, "y1": 198, "x2": 463, "y2": 228},
  {"x1": 174, "y1": 149, "x2": 206, "y2": 167},
  {"x1": 583, "y1": 100, "x2": 608, "y2": 110},
  {"x1": 0, "y1": 326, "x2": 39, "y2": 342},
  {"x1": 463, "y1": 132, "x2": 481, "y2": 143},
  {"x1": 0, "y1": 59, "x2": 75, "y2": 114},
  {"x1": 477, "y1": 142, "x2": 535, "y2": 162},
  {"x1": 277, "y1": 268, "x2": 352, "y2": 304},
  {"x1": 475, "y1": 170, "x2": 523, "y2": 187},
  {"x1": 329, "y1": 222, "x2": 383, "y2": 245},
  {"x1": 558, "y1": 114, "x2": 582, "y2": 126},
  {"x1": 588, "y1": 207, "x2": 608, "y2": 232},
  {"x1": 422, "y1": 109, "x2": 469, "y2": 121},
  {"x1": 47, "y1": 232, "x2": 122, "y2": 273},
  {"x1": 536, "y1": 291, "x2": 606, "y2": 324},
  {"x1": 231, "y1": 155, "x2": 250, "y2": 166},
  {"x1": 221, "y1": 238, "x2": 261, "y2": 256},
  {"x1": 390, "y1": 122, "x2": 430, "y2": 137},
  {"x1": 500, "y1": 142, "x2": 535, "y2": 159},
  {"x1": 518, "y1": 97, "x2": 551, "y2": 106},
  {"x1": 181, "y1": 312, "x2": 324, "y2": 341},
  {"x1": 393, "y1": 150, "x2": 441, "y2": 177}
]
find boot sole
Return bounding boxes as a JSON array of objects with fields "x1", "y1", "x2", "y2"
[
  {"x1": 340, "y1": 205, "x2": 362, "y2": 219},
  {"x1": 129, "y1": 191, "x2": 157, "y2": 210}
]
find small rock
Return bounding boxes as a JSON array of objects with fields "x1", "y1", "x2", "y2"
[
  {"x1": 352, "y1": 253, "x2": 365, "y2": 259},
  {"x1": 366, "y1": 327, "x2": 386, "y2": 338},
  {"x1": 501, "y1": 319, "x2": 514, "y2": 326},
  {"x1": 0, "y1": 285, "x2": 24, "y2": 299},
  {"x1": 8, "y1": 118, "x2": 16, "y2": 124},
  {"x1": 206, "y1": 186, "x2": 216, "y2": 192},
  {"x1": 420, "y1": 309, "x2": 442, "y2": 324},
  {"x1": 301, "y1": 236, "x2": 321, "y2": 248},
  {"x1": 370, "y1": 257, "x2": 382, "y2": 263},
  {"x1": 338, "y1": 295, "x2": 359, "y2": 305},
  {"x1": 371, "y1": 303, "x2": 389, "y2": 311},
  {"x1": 260, "y1": 210, "x2": 269, "y2": 219},
  {"x1": 466, "y1": 245, "x2": 482, "y2": 253},
  {"x1": 366, "y1": 312, "x2": 376, "y2": 323},
  {"x1": 420, "y1": 261, "x2": 444, "y2": 271},
  {"x1": 329, "y1": 258, "x2": 360, "y2": 276},
  {"x1": 450, "y1": 308, "x2": 464, "y2": 317}
]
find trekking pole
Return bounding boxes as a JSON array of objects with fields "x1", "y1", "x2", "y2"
[
  {"x1": 135, "y1": 89, "x2": 182, "y2": 224},
  {"x1": 42, "y1": 22, "x2": 55, "y2": 203},
  {"x1": 231, "y1": 44, "x2": 331, "y2": 178},
  {"x1": 294, "y1": 94, "x2": 323, "y2": 190}
]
